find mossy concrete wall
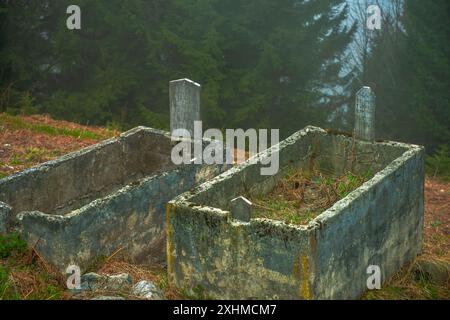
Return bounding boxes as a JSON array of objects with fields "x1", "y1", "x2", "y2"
[
  {"x1": 0, "y1": 201, "x2": 10, "y2": 234},
  {"x1": 167, "y1": 126, "x2": 424, "y2": 299},
  {"x1": 0, "y1": 127, "x2": 175, "y2": 219},
  {"x1": 0, "y1": 127, "x2": 227, "y2": 272}
]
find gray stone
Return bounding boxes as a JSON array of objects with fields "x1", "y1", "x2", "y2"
[
  {"x1": 0, "y1": 201, "x2": 11, "y2": 234},
  {"x1": 230, "y1": 196, "x2": 252, "y2": 222},
  {"x1": 90, "y1": 296, "x2": 125, "y2": 300},
  {"x1": 355, "y1": 86, "x2": 376, "y2": 142},
  {"x1": 169, "y1": 78, "x2": 201, "y2": 137},
  {"x1": 132, "y1": 280, "x2": 164, "y2": 300},
  {"x1": 81, "y1": 273, "x2": 132, "y2": 292},
  {"x1": 414, "y1": 260, "x2": 450, "y2": 285}
]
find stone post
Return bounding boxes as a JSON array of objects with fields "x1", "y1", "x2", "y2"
[
  {"x1": 230, "y1": 196, "x2": 252, "y2": 222},
  {"x1": 354, "y1": 86, "x2": 376, "y2": 142},
  {"x1": 169, "y1": 78, "x2": 201, "y2": 137},
  {"x1": 0, "y1": 201, "x2": 11, "y2": 234}
]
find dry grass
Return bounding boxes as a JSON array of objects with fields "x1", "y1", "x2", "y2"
[
  {"x1": 85, "y1": 249, "x2": 184, "y2": 300},
  {"x1": 423, "y1": 178, "x2": 450, "y2": 258},
  {"x1": 250, "y1": 169, "x2": 368, "y2": 225},
  {"x1": 0, "y1": 113, "x2": 119, "y2": 178},
  {"x1": 362, "y1": 257, "x2": 449, "y2": 300},
  {"x1": 363, "y1": 177, "x2": 449, "y2": 300},
  {"x1": 0, "y1": 235, "x2": 69, "y2": 300}
]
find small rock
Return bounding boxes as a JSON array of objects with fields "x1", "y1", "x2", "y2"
[
  {"x1": 91, "y1": 296, "x2": 125, "y2": 300},
  {"x1": 413, "y1": 260, "x2": 450, "y2": 286},
  {"x1": 81, "y1": 272, "x2": 132, "y2": 292},
  {"x1": 132, "y1": 280, "x2": 164, "y2": 300}
]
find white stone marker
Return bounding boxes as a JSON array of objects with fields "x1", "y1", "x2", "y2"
[
  {"x1": 355, "y1": 86, "x2": 376, "y2": 142},
  {"x1": 169, "y1": 78, "x2": 201, "y2": 137},
  {"x1": 230, "y1": 196, "x2": 252, "y2": 222},
  {"x1": 0, "y1": 202, "x2": 11, "y2": 234}
]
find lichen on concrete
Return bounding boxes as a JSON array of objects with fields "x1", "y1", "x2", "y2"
[
  {"x1": 0, "y1": 126, "x2": 227, "y2": 272},
  {"x1": 168, "y1": 126, "x2": 425, "y2": 299}
]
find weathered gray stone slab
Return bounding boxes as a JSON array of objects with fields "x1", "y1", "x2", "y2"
[
  {"x1": 0, "y1": 126, "x2": 227, "y2": 272},
  {"x1": 81, "y1": 272, "x2": 132, "y2": 292},
  {"x1": 169, "y1": 78, "x2": 201, "y2": 137},
  {"x1": 90, "y1": 296, "x2": 125, "y2": 300},
  {"x1": 355, "y1": 86, "x2": 376, "y2": 141},
  {"x1": 132, "y1": 280, "x2": 164, "y2": 300},
  {"x1": 16, "y1": 161, "x2": 225, "y2": 272},
  {"x1": 168, "y1": 126, "x2": 425, "y2": 299},
  {"x1": 0, "y1": 201, "x2": 11, "y2": 234},
  {"x1": 230, "y1": 196, "x2": 252, "y2": 222}
]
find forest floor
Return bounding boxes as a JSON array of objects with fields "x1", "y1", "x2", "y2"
[
  {"x1": 0, "y1": 113, "x2": 448, "y2": 300},
  {"x1": 0, "y1": 113, "x2": 119, "y2": 178}
]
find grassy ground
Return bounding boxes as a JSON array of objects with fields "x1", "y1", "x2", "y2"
[
  {"x1": 0, "y1": 232, "x2": 68, "y2": 300},
  {"x1": 0, "y1": 233, "x2": 190, "y2": 300},
  {"x1": 0, "y1": 113, "x2": 118, "y2": 178},
  {"x1": 250, "y1": 169, "x2": 368, "y2": 225},
  {"x1": 0, "y1": 113, "x2": 448, "y2": 300}
]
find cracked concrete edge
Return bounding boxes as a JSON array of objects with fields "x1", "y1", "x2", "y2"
[
  {"x1": 312, "y1": 144, "x2": 424, "y2": 228},
  {"x1": 170, "y1": 125, "x2": 323, "y2": 206},
  {"x1": 170, "y1": 125, "x2": 425, "y2": 232},
  {"x1": 15, "y1": 162, "x2": 221, "y2": 225}
]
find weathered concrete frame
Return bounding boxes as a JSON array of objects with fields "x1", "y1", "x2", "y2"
[
  {"x1": 0, "y1": 127, "x2": 226, "y2": 272},
  {"x1": 167, "y1": 126, "x2": 424, "y2": 299}
]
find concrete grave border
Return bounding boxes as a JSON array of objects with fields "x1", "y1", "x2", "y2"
[
  {"x1": 167, "y1": 126, "x2": 425, "y2": 299},
  {"x1": 0, "y1": 126, "x2": 227, "y2": 272}
]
